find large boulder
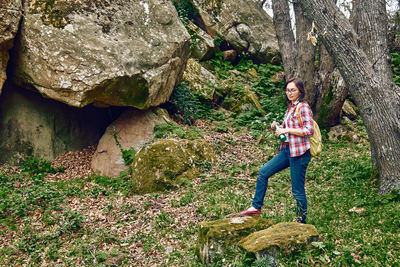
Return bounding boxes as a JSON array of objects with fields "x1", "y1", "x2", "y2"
[
  {"x1": 182, "y1": 58, "x2": 220, "y2": 100},
  {"x1": 190, "y1": 0, "x2": 279, "y2": 63},
  {"x1": 238, "y1": 222, "x2": 319, "y2": 260},
  {"x1": 197, "y1": 216, "x2": 273, "y2": 265},
  {"x1": 131, "y1": 139, "x2": 214, "y2": 193},
  {"x1": 0, "y1": 82, "x2": 120, "y2": 164},
  {"x1": 13, "y1": 0, "x2": 190, "y2": 109},
  {"x1": 0, "y1": 0, "x2": 22, "y2": 94},
  {"x1": 91, "y1": 108, "x2": 169, "y2": 177}
]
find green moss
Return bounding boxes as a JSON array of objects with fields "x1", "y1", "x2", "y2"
[
  {"x1": 30, "y1": 0, "x2": 70, "y2": 28},
  {"x1": 131, "y1": 139, "x2": 214, "y2": 193},
  {"x1": 238, "y1": 222, "x2": 319, "y2": 254},
  {"x1": 199, "y1": 217, "x2": 273, "y2": 243},
  {"x1": 317, "y1": 85, "x2": 334, "y2": 128}
]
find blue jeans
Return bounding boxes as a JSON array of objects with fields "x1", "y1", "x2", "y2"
[{"x1": 252, "y1": 146, "x2": 311, "y2": 222}]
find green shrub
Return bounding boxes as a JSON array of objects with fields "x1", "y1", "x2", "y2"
[
  {"x1": 391, "y1": 52, "x2": 400, "y2": 86},
  {"x1": 173, "y1": 0, "x2": 200, "y2": 50},
  {"x1": 154, "y1": 121, "x2": 186, "y2": 138},
  {"x1": 172, "y1": 0, "x2": 198, "y2": 23},
  {"x1": 163, "y1": 83, "x2": 203, "y2": 125},
  {"x1": 58, "y1": 209, "x2": 84, "y2": 235}
]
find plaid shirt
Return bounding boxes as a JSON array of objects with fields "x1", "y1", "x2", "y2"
[{"x1": 278, "y1": 101, "x2": 314, "y2": 157}]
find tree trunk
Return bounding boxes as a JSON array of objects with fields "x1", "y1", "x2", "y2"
[
  {"x1": 293, "y1": 3, "x2": 316, "y2": 107},
  {"x1": 298, "y1": 0, "x2": 400, "y2": 193},
  {"x1": 272, "y1": 0, "x2": 297, "y2": 78},
  {"x1": 353, "y1": 0, "x2": 394, "y2": 168},
  {"x1": 313, "y1": 0, "x2": 348, "y2": 127}
]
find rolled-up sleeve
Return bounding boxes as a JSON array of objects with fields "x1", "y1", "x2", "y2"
[{"x1": 300, "y1": 104, "x2": 314, "y2": 137}]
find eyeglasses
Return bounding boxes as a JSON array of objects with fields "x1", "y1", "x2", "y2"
[{"x1": 286, "y1": 89, "x2": 298, "y2": 94}]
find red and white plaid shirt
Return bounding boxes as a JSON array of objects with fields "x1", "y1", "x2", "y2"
[{"x1": 278, "y1": 101, "x2": 314, "y2": 157}]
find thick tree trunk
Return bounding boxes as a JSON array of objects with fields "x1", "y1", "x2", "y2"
[
  {"x1": 271, "y1": 0, "x2": 297, "y2": 78},
  {"x1": 298, "y1": 0, "x2": 400, "y2": 193},
  {"x1": 313, "y1": 0, "x2": 348, "y2": 127},
  {"x1": 353, "y1": 0, "x2": 394, "y2": 168},
  {"x1": 353, "y1": 0, "x2": 393, "y2": 85},
  {"x1": 293, "y1": 3, "x2": 316, "y2": 107}
]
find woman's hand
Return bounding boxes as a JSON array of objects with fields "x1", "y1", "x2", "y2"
[
  {"x1": 271, "y1": 121, "x2": 278, "y2": 129},
  {"x1": 276, "y1": 127, "x2": 287, "y2": 136}
]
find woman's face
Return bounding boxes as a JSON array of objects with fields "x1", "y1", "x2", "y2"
[{"x1": 286, "y1": 82, "x2": 300, "y2": 103}]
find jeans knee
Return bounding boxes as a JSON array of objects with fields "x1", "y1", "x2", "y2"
[{"x1": 257, "y1": 168, "x2": 269, "y2": 181}]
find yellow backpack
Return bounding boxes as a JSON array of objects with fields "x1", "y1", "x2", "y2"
[{"x1": 295, "y1": 104, "x2": 323, "y2": 157}]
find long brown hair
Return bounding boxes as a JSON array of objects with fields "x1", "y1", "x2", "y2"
[{"x1": 284, "y1": 78, "x2": 305, "y2": 104}]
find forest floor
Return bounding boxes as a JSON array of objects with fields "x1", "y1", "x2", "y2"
[{"x1": 0, "y1": 114, "x2": 399, "y2": 266}]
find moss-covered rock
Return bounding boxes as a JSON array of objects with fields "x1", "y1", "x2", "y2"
[
  {"x1": 131, "y1": 139, "x2": 214, "y2": 193},
  {"x1": 225, "y1": 86, "x2": 264, "y2": 114},
  {"x1": 197, "y1": 216, "x2": 273, "y2": 264},
  {"x1": 238, "y1": 222, "x2": 319, "y2": 259},
  {"x1": 342, "y1": 99, "x2": 358, "y2": 120},
  {"x1": 182, "y1": 58, "x2": 219, "y2": 100}
]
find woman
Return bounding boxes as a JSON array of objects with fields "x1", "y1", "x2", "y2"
[{"x1": 239, "y1": 78, "x2": 314, "y2": 223}]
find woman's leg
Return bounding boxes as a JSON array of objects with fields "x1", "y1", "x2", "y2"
[
  {"x1": 289, "y1": 150, "x2": 311, "y2": 223},
  {"x1": 251, "y1": 147, "x2": 290, "y2": 210}
]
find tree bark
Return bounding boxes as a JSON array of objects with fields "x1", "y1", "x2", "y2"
[
  {"x1": 298, "y1": 0, "x2": 400, "y2": 193},
  {"x1": 271, "y1": 0, "x2": 297, "y2": 78},
  {"x1": 353, "y1": 0, "x2": 393, "y2": 86},
  {"x1": 313, "y1": 0, "x2": 348, "y2": 127},
  {"x1": 353, "y1": 0, "x2": 394, "y2": 168},
  {"x1": 293, "y1": 2, "x2": 317, "y2": 107}
]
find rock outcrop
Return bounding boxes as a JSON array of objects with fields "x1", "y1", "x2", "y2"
[
  {"x1": 131, "y1": 139, "x2": 214, "y2": 193},
  {"x1": 0, "y1": 83, "x2": 119, "y2": 164},
  {"x1": 327, "y1": 123, "x2": 360, "y2": 142},
  {"x1": 190, "y1": 0, "x2": 279, "y2": 63},
  {"x1": 197, "y1": 216, "x2": 273, "y2": 265},
  {"x1": 13, "y1": 0, "x2": 190, "y2": 109},
  {"x1": 187, "y1": 22, "x2": 218, "y2": 61},
  {"x1": 0, "y1": 0, "x2": 22, "y2": 94},
  {"x1": 182, "y1": 58, "x2": 219, "y2": 100},
  {"x1": 91, "y1": 108, "x2": 169, "y2": 178},
  {"x1": 238, "y1": 222, "x2": 319, "y2": 259},
  {"x1": 342, "y1": 99, "x2": 358, "y2": 120},
  {"x1": 221, "y1": 70, "x2": 264, "y2": 114}
]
